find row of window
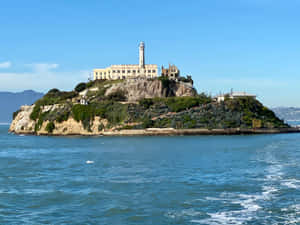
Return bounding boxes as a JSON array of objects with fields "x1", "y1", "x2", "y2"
[
  {"x1": 97, "y1": 74, "x2": 154, "y2": 79},
  {"x1": 95, "y1": 70, "x2": 156, "y2": 76}
]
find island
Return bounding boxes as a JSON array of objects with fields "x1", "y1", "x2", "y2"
[
  {"x1": 9, "y1": 42, "x2": 299, "y2": 136},
  {"x1": 9, "y1": 76, "x2": 299, "y2": 136}
]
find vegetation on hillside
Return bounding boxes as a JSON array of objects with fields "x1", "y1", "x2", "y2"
[{"x1": 23, "y1": 79, "x2": 288, "y2": 133}]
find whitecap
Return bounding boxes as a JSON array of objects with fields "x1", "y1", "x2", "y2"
[
  {"x1": 261, "y1": 186, "x2": 278, "y2": 199},
  {"x1": 165, "y1": 209, "x2": 202, "y2": 220},
  {"x1": 86, "y1": 160, "x2": 94, "y2": 164},
  {"x1": 281, "y1": 179, "x2": 300, "y2": 189}
]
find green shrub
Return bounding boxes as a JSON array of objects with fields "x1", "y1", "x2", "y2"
[
  {"x1": 48, "y1": 88, "x2": 60, "y2": 93},
  {"x1": 139, "y1": 98, "x2": 154, "y2": 109},
  {"x1": 34, "y1": 112, "x2": 49, "y2": 132},
  {"x1": 153, "y1": 118, "x2": 171, "y2": 128},
  {"x1": 226, "y1": 97, "x2": 288, "y2": 128},
  {"x1": 178, "y1": 75, "x2": 193, "y2": 84},
  {"x1": 86, "y1": 81, "x2": 94, "y2": 88},
  {"x1": 158, "y1": 76, "x2": 171, "y2": 89},
  {"x1": 165, "y1": 95, "x2": 211, "y2": 112},
  {"x1": 45, "y1": 121, "x2": 55, "y2": 133},
  {"x1": 98, "y1": 123, "x2": 105, "y2": 131},
  {"x1": 104, "y1": 102, "x2": 128, "y2": 124},
  {"x1": 30, "y1": 90, "x2": 77, "y2": 116},
  {"x1": 141, "y1": 117, "x2": 154, "y2": 128},
  {"x1": 72, "y1": 104, "x2": 94, "y2": 130},
  {"x1": 121, "y1": 125, "x2": 134, "y2": 130},
  {"x1": 56, "y1": 111, "x2": 70, "y2": 123},
  {"x1": 30, "y1": 103, "x2": 41, "y2": 120},
  {"x1": 106, "y1": 89, "x2": 127, "y2": 101},
  {"x1": 71, "y1": 102, "x2": 128, "y2": 130},
  {"x1": 75, "y1": 83, "x2": 87, "y2": 92}
]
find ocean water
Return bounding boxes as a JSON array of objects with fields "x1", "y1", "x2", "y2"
[{"x1": 1, "y1": 125, "x2": 300, "y2": 224}]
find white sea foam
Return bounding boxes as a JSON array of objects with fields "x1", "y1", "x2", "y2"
[
  {"x1": 86, "y1": 160, "x2": 94, "y2": 164},
  {"x1": 192, "y1": 211, "x2": 246, "y2": 225},
  {"x1": 190, "y1": 180, "x2": 280, "y2": 225},
  {"x1": 165, "y1": 209, "x2": 202, "y2": 219},
  {"x1": 261, "y1": 186, "x2": 278, "y2": 199},
  {"x1": 278, "y1": 204, "x2": 300, "y2": 225},
  {"x1": 281, "y1": 179, "x2": 300, "y2": 189},
  {"x1": 189, "y1": 191, "x2": 265, "y2": 225}
]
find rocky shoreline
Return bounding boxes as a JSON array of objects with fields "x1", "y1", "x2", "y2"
[{"x1": 10, "y1": 127, "x2": 300, "y2": 136}]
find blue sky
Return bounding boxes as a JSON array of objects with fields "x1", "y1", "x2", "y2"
[{"x1": 0, "y1": 0, "x2": 300, "y2": 107}]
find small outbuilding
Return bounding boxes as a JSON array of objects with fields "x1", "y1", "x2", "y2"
[
  {"x1": 80, "y1": 95, "x2": 89, "y2": 105},
  {"x1": 216, "y1": 91, "x2": 256, "y2": 103}
]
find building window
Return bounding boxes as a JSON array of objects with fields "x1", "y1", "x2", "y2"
[
  {"x1": 117, "y1": 70, "x2": 120, "y2": 73},
  {"x1": 127, "y1": 70, "x2": 130, "y2": 73},
  {"x1": 104, "y1": 72, "x2": 106, "y2": 75},
  {"x1": 95, "y1": 72, "x2": 98, "y2": 75},
  {"x1": 122, "y1": 70, "x2": 125, "y2": 73},
  {"x1": 152, "y1": 70, "x2": 156, "y2": 73},
  {"x1": 133, "y1": 70, "x2": 136, "y2": 73},
  {"x1": 100, "y1": 72, "x2": 102, "y2": 75},
  {"x1": 137, "y1": 70, "x2": 140, "y2": 73},
  {"x1": 148, "y1": 70, "x2": 151, "y2": 73}
]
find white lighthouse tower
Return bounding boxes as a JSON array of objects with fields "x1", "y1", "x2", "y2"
[
  {"x1": 93, "y1": 41, "x2": 158, "y2": 80},
  {"x1": 139, "y1": 41, "x2": 145, "y2": 75},
  {"x1": 139, "y1": 41, "x2": 145, "y2": 68}
]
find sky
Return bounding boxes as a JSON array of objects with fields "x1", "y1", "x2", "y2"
[{"x1": 0, "y1": 0, "x2": 300, "y2": 107}]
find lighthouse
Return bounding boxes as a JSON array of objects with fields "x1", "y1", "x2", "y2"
[
  {"x1": 139, "y1": 41, "x2": 145, "y2": 69},
  {"x1": 93, "y1": 41, "x2": 158, "y2": 80}
]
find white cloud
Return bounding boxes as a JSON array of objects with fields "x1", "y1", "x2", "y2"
[
  {"x1": 0, "y1": 62, "x2": 90, "y2": 92},
  {"x1": 26, "y1": 63, "x2": 59, "y2": 73},
  {"x1": 0, "y1": 61, "x2": 12, "y2": 69}
]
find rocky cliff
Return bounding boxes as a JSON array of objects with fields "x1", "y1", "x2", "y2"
[{"x1": 105, "y1": 78, "x2": 196, "y2": 102}]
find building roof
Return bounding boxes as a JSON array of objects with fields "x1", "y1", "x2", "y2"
[
  {"x1": 94, "y1": 64, "x2": 157, "y2": 70},
  {"x1": 216, "y1": 92, "x2": 256, "y2": 98},
  {"x1": 231, "y1": 92, "x2": 256, "y2": 97}
]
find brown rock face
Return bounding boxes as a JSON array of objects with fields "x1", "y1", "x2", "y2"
[
  {"x1": 105, "y1": 78, "x2": 197, "y2": 102},
  {"x1": 9, "y1": 105, "x2": 36, "y2": 134}
]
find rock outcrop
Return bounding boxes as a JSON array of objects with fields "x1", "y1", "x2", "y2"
[
  {"x1": 9, "y1": 105, "x2": 36, "y2": 134},
  {"x1": 105, "y1": 78, "x2": 196, "y2": 102}
]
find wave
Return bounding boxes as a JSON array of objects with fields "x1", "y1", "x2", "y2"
[{"x1": 281, "y1": 178, "x2": 300, "y2": 189}]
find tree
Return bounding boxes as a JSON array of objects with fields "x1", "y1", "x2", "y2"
[{"x1": 75, "y1": 83, "x2": 87, "y2": 92}]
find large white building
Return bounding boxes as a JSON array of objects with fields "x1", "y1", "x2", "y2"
[{"x1": 93, "y1": 42, "x2": 158, "y2": 80}]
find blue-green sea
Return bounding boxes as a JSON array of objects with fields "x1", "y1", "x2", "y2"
[{"x1": 1, "y1": 124, "x2": 300, "y2": 224}]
